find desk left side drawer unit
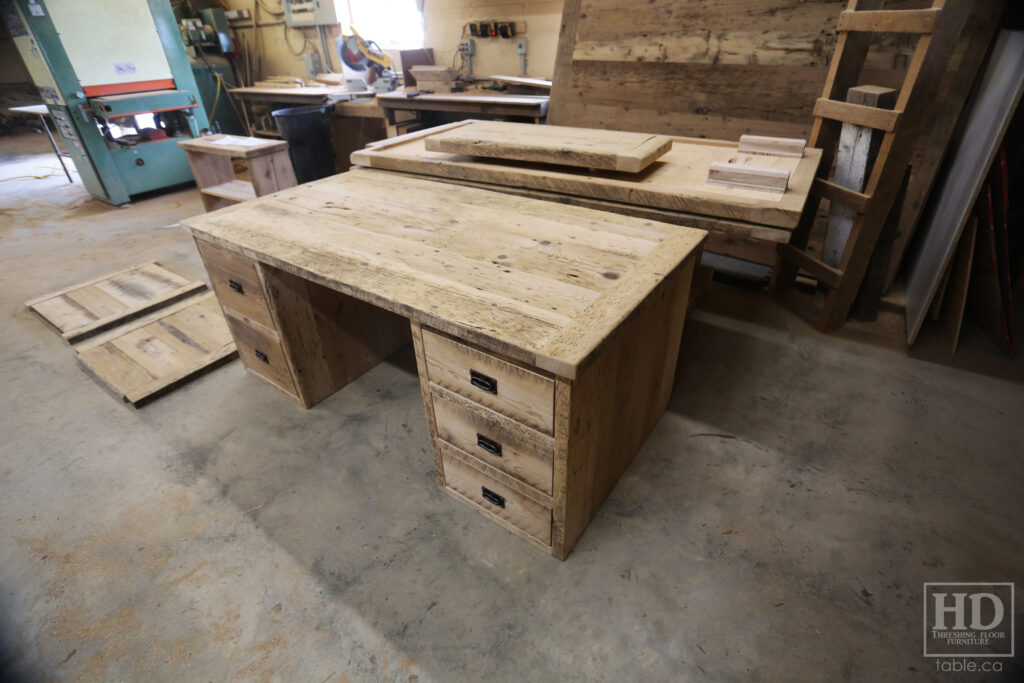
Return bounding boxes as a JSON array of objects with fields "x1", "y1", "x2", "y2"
[{"x1": 196, "y1": 240, "x2": 299, "y2": 400}]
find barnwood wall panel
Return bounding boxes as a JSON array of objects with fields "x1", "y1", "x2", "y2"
[
  {"x1": 549, "y1": 0, "x2": 1001, "y2": 291},
  {"x1": 549, "y1": 0, "x2": 931, "y2": 140}
]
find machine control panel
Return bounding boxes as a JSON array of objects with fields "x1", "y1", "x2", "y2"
[{"x1": 50, "y1": 108, "x2": 84, "y2": 151}]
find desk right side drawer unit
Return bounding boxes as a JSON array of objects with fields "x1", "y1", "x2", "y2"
[{"x1": 411, "y1": 255, "x2": 697, "y2": 560}]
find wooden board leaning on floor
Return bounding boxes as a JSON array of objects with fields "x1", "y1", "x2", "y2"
[
  {"x1": 25, "y1": 261, "x2": 207, "y2": 344},
  {"x1": 74, "y1": 292, "x2": 237, "y2": 407},
  {"x1": 352, "y1": 120, "x2": 821, "y2": 230}
]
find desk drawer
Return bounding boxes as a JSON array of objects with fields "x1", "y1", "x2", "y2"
[
  {"x1": 197, "y1": 240, "x2": 275, "y2": 330},
  {"x1": 421, "y1": 329, "x2": 554, "y2": 435},
  {"x1": 433, "y1": 389, "x2": 553, "y2": 495},
  {"x1": 225, "y1": 314, "x2": 297, "y2": 397},
  {"x1": 441, "y1": 447, "x2": 551, "y2": 546}
]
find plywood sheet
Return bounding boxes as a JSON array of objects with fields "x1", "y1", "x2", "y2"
[
  {"x1": 352, "y1": 121, "x2": 821, "y2": 229},
  {"x1": 75, "y1": 293, "x2": 237, "y2": 406},
  {"x1": 25, "y1": 261, "x2": 207, "y2": 343},
  {"x1": 423, "y1": 120, "x2": 673, "y2": 173}
]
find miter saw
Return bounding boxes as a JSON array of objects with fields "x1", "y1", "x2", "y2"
[{"x1": 337, "y1": 27, "x2": 400, "y2": 93}]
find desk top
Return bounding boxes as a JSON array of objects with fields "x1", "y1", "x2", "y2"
[
  {"x1": 182, "y1": 168, "x2": 705, "y2": 378},
  {"x1": 177, "y1": 134, "x2": 287, "y2": 159},
  {"x1": 353, "y1": 120, "x2": 821, "y2": 230},
  {"x1": 8, "y1": 104, "x2": 49, "y2": 115}
]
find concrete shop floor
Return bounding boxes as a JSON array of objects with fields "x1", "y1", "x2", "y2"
[{"x1": 1, "y1": 131, "x2": 1022, "y2": 682}]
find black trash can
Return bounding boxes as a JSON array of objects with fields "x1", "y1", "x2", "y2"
[{"x1": 271, "y1": 104, "x2": 335, "y2": 184}]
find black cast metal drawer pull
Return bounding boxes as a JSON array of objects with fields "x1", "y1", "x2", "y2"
[
  {"x1": 228, "y1": 279, "x2": 244, "y2": 294},
  {"x1": 254, "y1": 349, "x2": 269, "y2": 363},
  {"x1": 476, "y1": 433, "x2": 502, "y2": 456},
  {"x1": 481, "y1": 487, "x2": 505, "y2": 508},
  {"x1": 470, "y1": 370, "x2": 498, "y2": 394}
]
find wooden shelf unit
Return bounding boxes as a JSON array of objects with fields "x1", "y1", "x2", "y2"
[{"x1": 178, "y1": 134, "x2": 297, "y2": 212}]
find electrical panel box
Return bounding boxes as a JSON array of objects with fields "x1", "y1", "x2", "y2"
[{"x1": 282, "y1": 0, "x2": 336, "y2": 27}]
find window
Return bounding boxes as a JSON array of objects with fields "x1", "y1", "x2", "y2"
[{"x1": 337, "y1": 0, "x2": 424, "y2": 49}]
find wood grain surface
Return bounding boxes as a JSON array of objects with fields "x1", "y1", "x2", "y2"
[
  {"x1": 26, "y1": 261, "x2": 207, "y2": 344},
  {"x1": 181, "y1": 168, "x2": 706, "y2": 378},
  {"x1": 74, "y1": 292, "x2": 236, "y2": 406},
  {"x1": 423, "y1": 120, "x2": 673, "y2": 172},
  {"x1": 352, "y1": 121, "x2": 820, "y2": 229}
]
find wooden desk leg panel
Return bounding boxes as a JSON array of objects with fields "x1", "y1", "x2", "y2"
[
  {"x1": 417, "y1": 256, "x2": 695, "y2": 559},
  {"x1": 411, "y1": 321, "x2": 445, "y2": 488},
  {"x1": 552, "y1": 257, "x2": 694, "y2": 559},
  {"x1": 259, "y1": 264, "x2": 412, "y2": 408}
]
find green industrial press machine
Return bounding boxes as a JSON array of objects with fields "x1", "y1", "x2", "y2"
[{"x1": 2, "y1": 0, "x2": 239, "y2": 205}]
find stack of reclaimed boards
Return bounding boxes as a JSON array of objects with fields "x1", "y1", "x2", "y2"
[
  {"x1": 353, "y1": 120, "x2": 821, "y2": 262},
  {"x1": 25, "y1": 261, "x2": 237, "y2": 406},
  {"x1": 409, "y1": 66, "x2": 464, "y2": 93}
]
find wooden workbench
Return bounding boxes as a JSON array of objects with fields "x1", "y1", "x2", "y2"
[
  {"x1": 181, "y1": 168, "x2": 705, "y2": 558},
  {"x1": 352, "y1": 120, "x2": 821, "y2": 261},
  {"x1": 228, "y1": 86, "x2": 386, "y2": 134},
  {"x1": 228, "y1": 86, "x2": 390, "y2": 170},
  {"x1": 376, "y1": 90, "x2": 549, "y2": 137}
]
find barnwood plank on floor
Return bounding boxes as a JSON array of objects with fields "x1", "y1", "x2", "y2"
[
  {"x1": 423, "y1": 120, "x2": 674, "y2": 173},
  {"x1": 182, "y1": 169, "x2": 707, "y2": 378},
  {"x1": 351, "y1": 123, "x2": 821, "y2": 229},
  {"x1": 26, "y1": 262, "x2": 207, "y2": 343},
  {"x1": 75, "y1": 293, "x2": 237, "y2": 406}
]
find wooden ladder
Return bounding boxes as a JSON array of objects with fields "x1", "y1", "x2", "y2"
[{"x1": 772, "y1": 0, "x2": 972, "y2": 331}]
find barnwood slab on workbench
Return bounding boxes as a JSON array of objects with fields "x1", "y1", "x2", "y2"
[
  {"x1": 181, "y1": 169, "x2": 707, "y2": 379},
  {"x1": 423, "y1": 120, "x2": 673, "y2": 173},
  {"x1": 74, "y1": 292, "x2": 237, "y2": 406},
  {"x1": 25, "y1": 261, "x2": 207, "y2": 344},
  {"x1": 351, "y1": 120, "x2": 820, "y2": 229}
]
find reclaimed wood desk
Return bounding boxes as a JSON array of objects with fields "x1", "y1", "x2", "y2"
[{"x1": 181, "y1": 168, "x2": 705, "y2": 559}]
